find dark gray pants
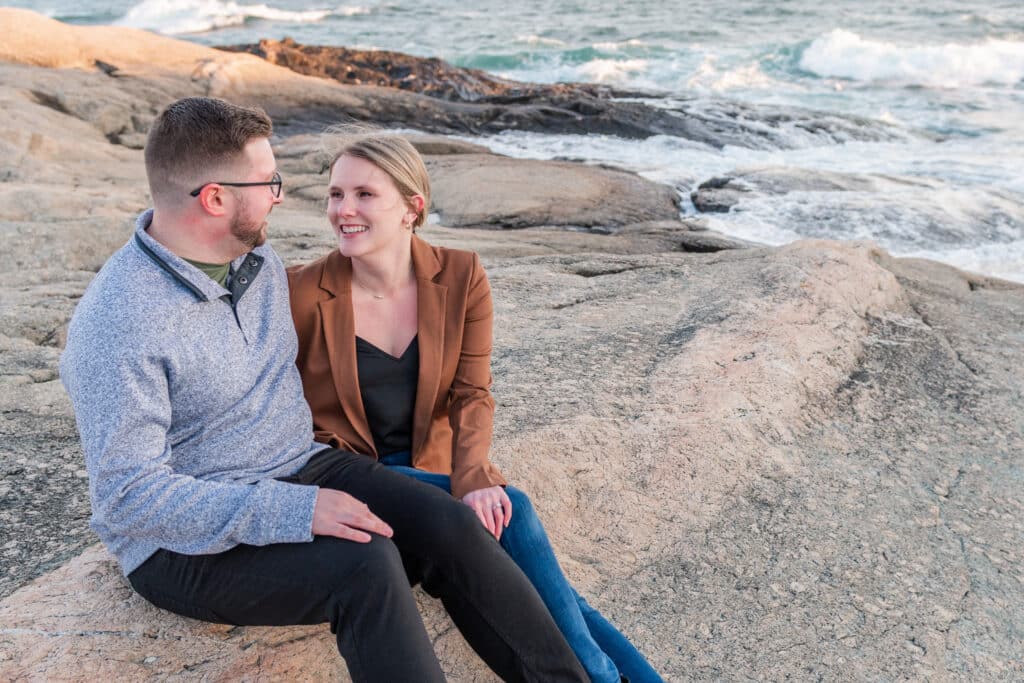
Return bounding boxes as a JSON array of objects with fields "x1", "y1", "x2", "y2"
[{"x1": 129, "y1": 448, "x2": 587, "y2": 682}]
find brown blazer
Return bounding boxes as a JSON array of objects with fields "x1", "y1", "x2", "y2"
[{"x1": 287, "y1": 236, "x2": 507, "y2": 498}]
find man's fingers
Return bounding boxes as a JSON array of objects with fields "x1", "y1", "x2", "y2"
[
  {"x1": 331, "y1": 524, "x2": 373, "y2": 543},
  {"x1": 314, "y1": 488, "x2": 393, "y2": 539},
  {"x1": 354, "y1": 513, "x2": 394, "y2": 538}
]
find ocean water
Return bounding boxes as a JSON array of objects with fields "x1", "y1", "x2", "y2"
[{"x1": 18, "y1": 0, "x2": 1024, "y2": 282}]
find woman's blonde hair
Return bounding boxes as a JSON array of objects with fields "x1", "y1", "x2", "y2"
[{"x1": 324, "y1": 126, "x2": 431, "y2": 229}]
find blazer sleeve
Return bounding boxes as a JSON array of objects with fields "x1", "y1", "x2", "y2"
[
  {"x1": 286, "y1": 264, "x2": 350, "y2": 452},
  {"x1": 448, "y1": 254, "x2": 507, "y2": 498}
]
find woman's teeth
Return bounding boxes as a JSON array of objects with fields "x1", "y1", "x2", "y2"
[{"x1": 341, "y1": 225, "x2": 368, "y2": 234}]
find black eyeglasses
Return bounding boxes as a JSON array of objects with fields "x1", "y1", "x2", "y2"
[{"x1": 190, "y1": 171, "x2": 283, "y2": 198}]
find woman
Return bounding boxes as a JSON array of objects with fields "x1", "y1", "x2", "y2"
[{"x1": 288, "y1": 132, "x2": 662, "y2": 683}]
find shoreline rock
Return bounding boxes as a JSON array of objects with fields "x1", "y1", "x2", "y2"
[
  {"x1": 1, "y1": 9, "x2": 1022, "y2": 680},
  {"x1": 217, "y1": 37, "x2": 921, "y2": 148}
]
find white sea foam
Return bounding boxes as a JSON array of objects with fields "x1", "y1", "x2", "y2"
[
  {"x1": 336, "y1": 5, "x2": 371, "y2": 17},
  {"x1": 907, "y1": 239, "x2": 1024, "y2": 284},
  {"x1": 514, "y1": 34, "x2": 567, "y2": 47},
  {"x1": 686, "y1": 56, "x2": 778, "y2": 92},
  {"x1": 575, "y1": 58, "x2": 649, "y2": 84},
  {"x1": 800, "y1": 29, "x2": 1024, "y2": 88},
  {"x1": 459, "y1": 128, "x2": 1024, "y2": 283},
  {"x1": 592, "y1": 39, "x2": 647, "y2": 51},
  {"x1": 116, "y1": 0, "x2": 333, "y2": 35}
]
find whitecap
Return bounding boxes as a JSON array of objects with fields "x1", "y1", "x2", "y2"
[
  {"x1": 799, "y1": 29, "x2": 1024, "y2": 88},
  {"x1": 592, "y1": 39, "x2": 647, "y2": 51},
  {"x1": 686, "y1": 56, "x2": 778, "y2": 92},
  {"x1": 514, "y1": 34, "x2": 567, "y2": 47},
  {"x1": 575, "y1": 58, "x2": 649, "y2": 84},
  {"x1": 116, "y1": 0, "x2": 332, "y2": 35},
  {"x1": 335, "y1": 5, "x2": 372, "y2": 17}
]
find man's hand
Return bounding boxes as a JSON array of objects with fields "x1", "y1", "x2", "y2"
[
  {"x1": 462, "y1": 486, "x2": 512, "y2": 540},
  {"x1": 312, "y1": 488, "x2": 393, "y2": 542}
]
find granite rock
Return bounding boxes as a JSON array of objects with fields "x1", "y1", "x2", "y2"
[{"x1": 1, "y1": 10, "x2": 1022, "y2": 681}]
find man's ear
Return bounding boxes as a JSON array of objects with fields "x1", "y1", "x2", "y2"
[{"x1": 196, "y1": 185, "x2": 229, "y2": 217}]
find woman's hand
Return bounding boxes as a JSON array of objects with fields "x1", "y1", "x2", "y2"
[{"x1": 461, "y1": 486, "x2": 512, "y2": 540}]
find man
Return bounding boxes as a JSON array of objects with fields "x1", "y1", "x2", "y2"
[{"x1": 60, "y1": 96, "x2": 587, "y2": 683}]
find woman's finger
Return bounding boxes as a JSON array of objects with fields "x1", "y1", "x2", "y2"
[
  {"x1": 490, "y1": 503, "x2": 505, "y2": 541},
  {"x1": 500, "y1": 490, "x2": 513, "y2": 527}
]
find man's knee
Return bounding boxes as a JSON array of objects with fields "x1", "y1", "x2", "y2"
[
  {"x1": 410, "y1": 495, "x2": 496, "y2": 556},
  {"x1": 312, "y1": 535, "x2": 407, "y2": 593}
]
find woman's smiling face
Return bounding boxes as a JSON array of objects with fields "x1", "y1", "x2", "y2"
[{"x1": 327, "y1": 154, "x2": 419, "y2": 258}]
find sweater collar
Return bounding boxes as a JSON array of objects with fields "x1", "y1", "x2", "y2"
[{"x1": 132, "y1": 209, "x2": 255, "y2": 302}]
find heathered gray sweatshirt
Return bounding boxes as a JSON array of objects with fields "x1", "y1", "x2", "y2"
[{"x1": 60, "y1": 210, "x2": 327, "y2": 575}]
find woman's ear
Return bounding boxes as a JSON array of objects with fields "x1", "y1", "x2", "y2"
[{"x1": 406, "y1": 195, "x2": 425, "y2": 226}]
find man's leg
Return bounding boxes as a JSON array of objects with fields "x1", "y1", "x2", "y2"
[
  {"x1": 128, "y1": 535, "x2": 444, "y2": 683},
  {"x1": 384, "y1": 461, "x2": 625, "y2": 683},
  {"x1": 312, "y1": 449, "x2": 588, "y2": 683}
]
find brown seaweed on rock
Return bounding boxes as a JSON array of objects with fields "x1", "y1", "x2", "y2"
[{"x1": 219, "y1": 38, "x2": 928, "y2": 150}]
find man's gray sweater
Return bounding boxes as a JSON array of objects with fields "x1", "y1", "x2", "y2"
[{"x1": 60, "y1": 210, "x2": 327, "y2": 575}]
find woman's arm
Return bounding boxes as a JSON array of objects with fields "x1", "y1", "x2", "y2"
[
  {"x1": 448, "y1": 253, "x2": 508, "y2": 501},
  {"x1": 287, "y1": 263, "x2": 352, "y2": 451}
]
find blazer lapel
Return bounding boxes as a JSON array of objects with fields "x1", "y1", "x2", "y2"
[
  {"x1": 411, "y1": 237, "x2": 446, "y2": 457},
  {"x1": 318, "y1": 254, "x2": 376, "y2": 456}
]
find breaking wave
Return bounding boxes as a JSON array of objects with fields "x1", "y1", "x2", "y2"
[
  {"x1": 116, "y1": 0, "x2": 341, "y2": 35},
  {"x1": 799, "y1": 29, "x2": 1024, "y2": 88}
]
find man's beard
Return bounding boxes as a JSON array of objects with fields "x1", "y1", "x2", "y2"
[{"x1": 230, "y1": 198, "x2": 267, "y2": 250}]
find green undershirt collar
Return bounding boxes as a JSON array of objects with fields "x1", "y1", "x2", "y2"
[{"x1": 183, "y1": 257, "x2": 231, "y2": 288}]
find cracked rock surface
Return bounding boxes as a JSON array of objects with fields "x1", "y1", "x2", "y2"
[{"x1": 1, "y1": 8, "x2": 1022, "y2": 681}]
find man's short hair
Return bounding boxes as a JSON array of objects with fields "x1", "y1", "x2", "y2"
[{"x1": 144, "y1": 97, "x2": 273, "y2": 203}]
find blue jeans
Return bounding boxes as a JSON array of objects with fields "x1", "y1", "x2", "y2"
[{"x1": 380, "y1": 452, "x2": 663, "y2": 683}]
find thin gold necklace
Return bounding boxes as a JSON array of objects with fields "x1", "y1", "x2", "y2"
[{"x1": 353, "y1": 275, "x2": 387, "y2": 300}]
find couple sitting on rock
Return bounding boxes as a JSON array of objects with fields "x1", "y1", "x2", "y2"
[{"x1": 60, "y1": 96, "x2": 662, "y2": 683}]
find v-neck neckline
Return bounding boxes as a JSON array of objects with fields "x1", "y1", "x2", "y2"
[{"x1": 355, "y1": 334, "x2": 418, "y2": 362}]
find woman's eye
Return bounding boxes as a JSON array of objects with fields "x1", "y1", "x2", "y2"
[{"x1": 359, "y1": 191, "x2": 373, "y2": 198}]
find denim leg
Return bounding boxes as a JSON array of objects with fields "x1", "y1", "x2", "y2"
[
  {"x1": 500, "y1": 486, "x2": 623, "y2": 683},
  {"x1": 383, "y1": 452, "x2": 625, "y2": 683},
  {"x1": 576, "y1": 591, "x2": 665, "y2": 683}
]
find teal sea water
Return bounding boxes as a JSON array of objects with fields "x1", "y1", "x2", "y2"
[{"x1": 17, "y1": 0, "x2": 1024, "y2": 281}]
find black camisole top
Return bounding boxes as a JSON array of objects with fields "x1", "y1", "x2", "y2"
[{"x1": 354, "y1": 335, "x2": 419, "y2": 456}]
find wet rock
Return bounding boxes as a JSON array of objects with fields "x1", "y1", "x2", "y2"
[
  {"x1": 1, "y1": 10, "x2": 921, "y2": 151},
  {"x1": 677, "y1": 229, "x2": 758, "y2": 252},
  {"x1": 218, "y1": 38, "x2": 919, "y2": 149},
  {"x1": 219, "y1": 37, "x2": 613, "y2": 103},
  {"x1": 692, "y1": 165, "x2": 943, "y2": 213},
  {"x1": 690, "y1": 166, "x2": 1024, "y2": 254}
]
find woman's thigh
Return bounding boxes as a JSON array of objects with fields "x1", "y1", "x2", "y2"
[{"x1": 383, "y1": 464, "x2": 453, "y2": 493}]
